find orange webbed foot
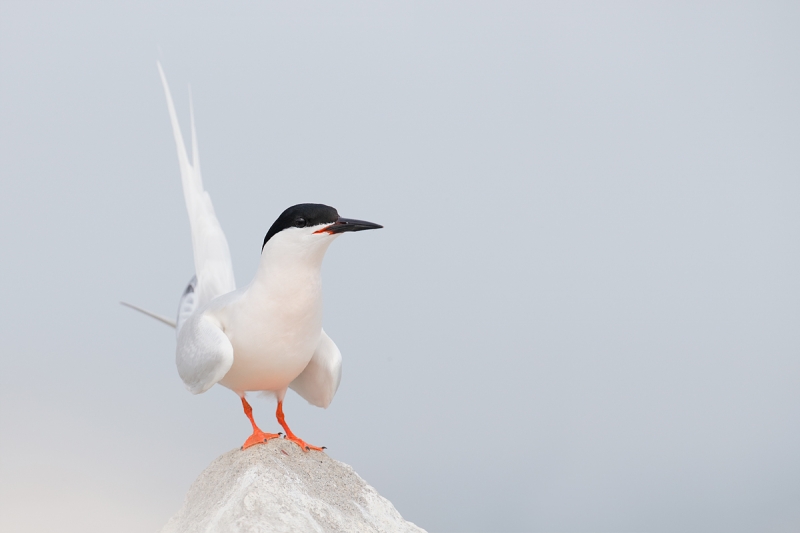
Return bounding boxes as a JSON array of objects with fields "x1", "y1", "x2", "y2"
[
  {"x1": 275, "y1": 400, "x2": 326, "y2": 452},
  {"x1": 240, "y1": 396, "x2": 281, "y2": 450},
  {"x1": 242, "y1": 428, "x2": 281, "y2": 450},
  {"x1": 283, "y1": 434, "x2": 325, "y2": 452}
]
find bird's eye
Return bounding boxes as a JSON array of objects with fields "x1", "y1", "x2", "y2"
[{"x1": 294, "y1": 218, "x2": 307, "y2": 228}]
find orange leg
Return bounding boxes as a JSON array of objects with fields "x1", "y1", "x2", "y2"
[
  {"x1": 241, "y1": 397, "x2": 281, "y2": 449},
  {"x1": 276, "y1": 400, "x2": 325, "y2": 452}
]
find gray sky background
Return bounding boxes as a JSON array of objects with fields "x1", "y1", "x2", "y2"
[{"x1": 1, "y1": 2, "x2": 799, "y2": 532}]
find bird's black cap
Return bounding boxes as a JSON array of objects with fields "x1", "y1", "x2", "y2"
[{"x1": 262, "y1": 203, "x2": 339, "y2": 250}]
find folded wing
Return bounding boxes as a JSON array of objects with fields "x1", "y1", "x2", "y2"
[
  {"x1": 176, "y1": 312, "x2": 234, "y2": 394},
  {"x1": 289, "y1": 330, "x2": 343, "y2": 408}
]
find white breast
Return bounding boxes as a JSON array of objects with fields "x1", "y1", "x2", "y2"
[{"x1": 212, "y1": 228, "x2": 336, "y2": 394}]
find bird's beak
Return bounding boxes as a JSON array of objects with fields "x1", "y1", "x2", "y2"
[{"x1": 314, "y1": 218, "x2": 383, "y2": 235}]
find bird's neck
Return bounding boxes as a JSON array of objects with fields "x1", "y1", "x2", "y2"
[{"x1": 250, "y1": 239, "x2": 332, "y2": 293}]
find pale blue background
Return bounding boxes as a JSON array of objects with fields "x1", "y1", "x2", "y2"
[{"x1": 1, "y1": 2, "x2": 799, "y2": 532}]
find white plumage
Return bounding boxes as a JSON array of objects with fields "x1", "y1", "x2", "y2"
[
  {"x1": 157, "y1": 63, "x2": 341, "y2": 404},
  {"x1": 147, "y1": 64, "x2": 379, "y2": 450}
]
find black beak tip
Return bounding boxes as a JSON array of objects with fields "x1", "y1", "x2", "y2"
[{"x1": 329, "y1": 218, "x2": 383, "y2": 233}]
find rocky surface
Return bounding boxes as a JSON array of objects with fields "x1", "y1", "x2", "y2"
[{"x1": 161, "y1": 438, "x2": 426, "y2": 533}]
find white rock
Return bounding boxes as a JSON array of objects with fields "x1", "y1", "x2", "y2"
[{"x1": 161, "y1": 438, "x2": 426, "y2": 533}]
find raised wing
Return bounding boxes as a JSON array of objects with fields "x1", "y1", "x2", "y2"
[
  {"x1": 158, "y1": 63, "x2": 236, "y2": 331},
  {"x1": 175, "y1": 275, "x2": 198, "y2": 331},
  {"x1": 176, "y1": 311, "x2": 234, "y2": 394},
  {"x1": 289, "y1": 330, "x2": 343, "y2": 408}
]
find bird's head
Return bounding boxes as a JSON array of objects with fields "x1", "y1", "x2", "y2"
[{"x1": 262, "y1": 203, "x2": 382, "y2": 257}]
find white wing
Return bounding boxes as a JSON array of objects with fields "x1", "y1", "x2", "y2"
[
  {"x1": 289, "y1": 330, "x2": 343, "y2": 408},
  {"x1": 175, "y1": 275, "x2": 198, "y2": 332},
  {"x1": 176, "y1": 311, "x2": 234, "y2": 394},
  {"x1": 158, "y1": 63, "x2": 236, "y2": 332}
]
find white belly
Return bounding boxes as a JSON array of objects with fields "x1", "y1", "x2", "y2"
[{"x1": 216, "y1": 281, "x2": 323, "y2": 393}]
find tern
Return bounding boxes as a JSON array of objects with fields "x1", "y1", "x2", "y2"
[{"x1": 126, "y1": 64, "x2": 382, "y2": 452}]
